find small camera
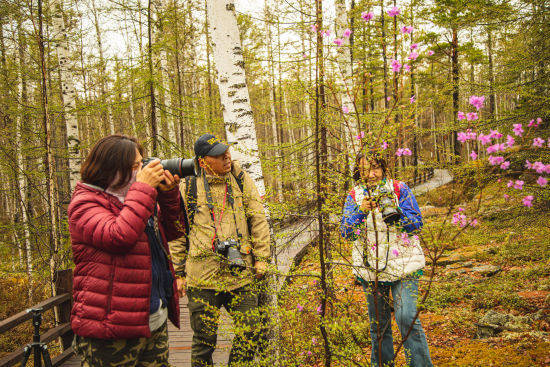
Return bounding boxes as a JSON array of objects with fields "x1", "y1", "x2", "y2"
[
  {"x1": 372, "y1": 185, "x2": 402, "y2": 225},
  {"x1": 214, "y1": 238, "x2": 246, "y2": 275},
  {"x1": 142, "y1": 157, "x2": 197, "y2": 178}
]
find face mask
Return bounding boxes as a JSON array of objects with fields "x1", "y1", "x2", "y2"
[{"x1": 106, "y1": 169, "x2": 138, "y2": 203}]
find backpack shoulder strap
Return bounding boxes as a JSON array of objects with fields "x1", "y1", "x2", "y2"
[
  {"x1": 232, "y1": 171, "x2": 245, "y2": 194},
  {"x1": 185, "y1": 176, "x2": 198, "y2": 229}
]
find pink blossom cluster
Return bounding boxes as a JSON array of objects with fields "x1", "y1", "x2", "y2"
[
  {"x1": 452, "y1": 208, "x2": 477, "y2": 228},
  {"x1": 381, "y1": 141, "x2": 389, "y2": 150},
  {"x1": 486, "y1": 143, "x2": 506, "y2": 154},
  {"x1": 507, "y1": 180, "x2": 524, "y2": 190},
  {"x1": 408, "y1": 51, "x2": 419, "y2": 61},
  {"x1": 469, "y1": 95, "x2": 485, "y2": 110},
  {"x1": 528, "y1": 117, "x2": 542, "y2": 127},
  {"x1": 391, "y1": 59, "x2": 402, "y2": 73},
  {"x1": 533, "y1": 137, "x2": 546, "y2": 148},
  {"x1": 477, "y1": 134, "x2": 492, "y2": 145},
  {"x1": 513, "y1": 123, "x2": 524, "y2": 136},
  {"x1": 410, "y1": 43, "x2": 418, "y2": 50},
  {"x1": 361, "y1": 11, "x2": 374, "y2": 21},
  {"x1": 343, "y1": 28, "x2": 352, "y2": 38},
  {"x1": 525, "y1": 160, "x2": 550, "y2": 174},
  {"x1": 401, "y1": 26, "x2": 414, "y2": 34},
  {"x1": 488, "y1": 156, "x2": 505, "y2": 166},
  {"x1": 522, "y1": 195, "x2": 534, "y2": 207},
  {"x1": 457, "y1": 129, "x2": 477, "y2": 143},
  {"x1": 395, "y1": 148, "x2": 412, "y2": 156},
  {"x1": 334, "y1": 38, "x2": 343, "y2": 46},
  {"x1": 387, "y1": 6, "x2": 400, "y2": 17}
]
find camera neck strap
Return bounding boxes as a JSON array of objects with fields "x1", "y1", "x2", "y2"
[{"x1": 202, "y1": 171, "x2": 243, "y2": 247}]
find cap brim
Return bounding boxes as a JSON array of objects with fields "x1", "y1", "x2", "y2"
[{"x1": 206, "y1": 143, "x2": 231, "y2": 157}]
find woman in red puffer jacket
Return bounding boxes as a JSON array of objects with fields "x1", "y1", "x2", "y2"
[{"x1": 68, "y1": 134, "x2": 186, "y2": 366}]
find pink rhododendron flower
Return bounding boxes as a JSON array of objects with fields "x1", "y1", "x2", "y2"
[
  {"x1": 507, "y1": 180, "x2": 514, "y2": 188},
  {"x1": 537, "y1": 176, "x2": 548, "y2": 187},
  {"x1": 391, "y1": 59, "x2": 402, "y2": 73},
  {"x1": 399, "y1": 233, "x2": 410, "y2": 245},
  {"x1": 408, "y1": 51, "x2": 419, "y2": 61},
  {"x1": 410, "y1": 43, "x2": 418, "y2": 50},
  {"x1": 533, "y1": 137, "x2": 545, "y2": 147},
  {"x1": 470, "y1": 219, "x2": 478, "y2": 227},
  {"x1": 361, "y1": 11, "x2": 374, "y2": 21},
  {"x1": 307, "y1": 351, "x2": 312, "y2": 356},
  {"x1": 392, "y1": 249, "x2": 400, "y2": 257},
  {"x1": 381, "y1": 141, "x2": 388, "y2": 150},
  {"x1": 458, "y1": 130, "x2": 476, "y2": 143},
  {"x1": 525, "y1": 160, "x2": 533, "y2": 169},
  {"x1": 531, "y1": 161, "x2": 546, "y2": 174},
  {"x1": 488, "y1": 156, "x2": 505, "y2": 165},
  {"x1": 410, "y1": 95, "x2": 415, "y2": 103},
  {"x1": 297, "y1": 304, "x2": 304, "y2": 311},
  {"x1": 401, "y1": 26, "x2": 414, "y2": 34},
  {"x1": 395, "y1": 149, "x2": 403, "y2": 157},
  {"x1": 334, "y1": 38, "x2": 343, "y2": 46},
  {"x1": 452, "y1": 211, "x2": 468, "y2": 227},
  {"x1": 342, "y1": 105, "x2": 350, "y2": 114},
  {"x1": 469, "y1": 95, "x2": 485, "y2": 110},
  {"x1": 522, "y1": 195, "x2": 533, "y2": 207},
  {"x1": 404, "y1": 64, "x2": 411, "y2": 72},
  {"x1": 387, "y1": 6, "x2": 400, "y2": 16},
  {"x1": 500, "y1": 161, "x2": 510, "y2": 170},
  {"x1": 528, "y1": 117, "x2": 542, "y2": 127},
  {"x1": 312, "y1": 337, "x2": 317, "y2": 345},
  {"x1": 513, "y1": 180, "x2": 524, "y2": 190},
  {"x1": 343, "y1": 28, "x2": 352, "y2": 38},
  {"x1": 316, "y1": 305, "x2": 322, "y2": 314},
  {"x1": 503, "y1": 194, "x2": 510, "y2": 200},
  {"x1": 387, "y1": 96, "x2": 392, "y2": 101},
  {"x1": 512, "y1": 123, "x2": 524, "y2": 136},
  {"x1": 537, "y1": 117, "x2": 542, "y2": 124},
  {"x1": 466, "y1": 112, "x2": 478, "y2": 121},
  {"x1": 457, "y1": 111, "x2": 466, "y2": 120},
  {"x1": 311, "y1": 24, "x2": 318, "y2": 32},
  {"x1": 470, "y1": 150, "x2": 478, "y2": 160},
  {"x1": 489, "y1": 129, "x2": 503, "y2": 139},
  {"x1": 396, "y1": 148, "x2": 412, "y2": 156},
  {"x1": 355, "y1": 228, "x2": 361, "y2": 235},
  {"x1": 356, "y1": 131, "x2": 365, "y2": 140},
  {"x1": 486, "y1": 144, "x2": 502, "y2": 154},
  {"x1": 428, "y1": 50, "x2": 435, "y2": 56},
  {"x1": 506, "y1": 135, "x2": 515, "y2": 147},
  {"x1": 478, "y1": 134, "x2": 492, "y2": 145}
]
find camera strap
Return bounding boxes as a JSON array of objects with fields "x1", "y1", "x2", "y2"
[{"x1": 203, "y1": 171, "x2": 244, "y2": 247}]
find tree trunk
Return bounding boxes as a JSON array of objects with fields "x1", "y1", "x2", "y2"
[
  {"x1": 451, "y1": 26, "x2": 460, "y2": 161},
  {"x1": 38, "y1": 0, "x2": 61, "y2": 294},
  {"x1": 51, "y1": 0, "x2": 81, "y2": 190},
  {"x1": 487, "y1": 27, "x2": 496, "y2": 120},
  {"x1": 148, "y1": 0, "x2": 158, "y2": 155},
  {"x1": 380, "y1": 0, "x2": 389, "y2": 109}
]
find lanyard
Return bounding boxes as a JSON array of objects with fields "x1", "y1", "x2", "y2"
[{"x1": 203, "y1": 171, "x2": 243, "y2": 249}]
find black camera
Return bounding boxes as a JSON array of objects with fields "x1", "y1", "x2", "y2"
[
  {"x1": 142, "y1": 157, "x2": 197, "y2": 178},
  {"x1": 214, "y1": 238, "x2": 246, "y2": 274},
  {"x1": 372, "y1": 185, "x2": 401, "y2": 225}
]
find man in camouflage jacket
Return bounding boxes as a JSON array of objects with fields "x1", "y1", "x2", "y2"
[{"x1": 169, "y1": 133, "x2": 270, "y2": 366}]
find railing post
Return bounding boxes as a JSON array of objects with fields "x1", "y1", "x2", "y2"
[{"x1": 54, "y1": 269, "x2": 73, "y2": 350}]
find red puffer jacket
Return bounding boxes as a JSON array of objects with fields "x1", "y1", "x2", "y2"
[{"x1": 68, "y1": 181, "x2": 185, "y2": 339}]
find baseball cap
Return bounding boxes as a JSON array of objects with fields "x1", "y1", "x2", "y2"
[{"x1": 194, "y1": 133, "x2": 233, "y2": 157}]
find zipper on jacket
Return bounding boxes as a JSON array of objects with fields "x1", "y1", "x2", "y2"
[{"x1": 105, "y1": 261, "x2": 115, "y2": 319}]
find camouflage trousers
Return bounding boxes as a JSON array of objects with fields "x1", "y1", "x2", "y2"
[{"x1": 73, "y1": 322, "x2": 170, "y2": 367}]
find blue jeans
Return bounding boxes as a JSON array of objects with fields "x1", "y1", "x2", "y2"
[{"x1": 362, "y1": 278, "x2": 432, "y2": 367}]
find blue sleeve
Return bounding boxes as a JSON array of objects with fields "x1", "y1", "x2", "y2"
[
  {"x1": 340, "y1": 193, "x2": 367, "y2": 240},
  {"x1": 398, "y1": 183, "x2": 423, "y2": 233}
]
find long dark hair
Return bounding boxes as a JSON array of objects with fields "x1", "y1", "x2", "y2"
[
  {"x1": 352, "y1": 150, "x2": 388, "y2": 182},
  {"x1": 80, "y1": 135, "x2": 143, "y2": 189}
]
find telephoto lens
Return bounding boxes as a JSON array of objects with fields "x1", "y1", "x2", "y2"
[{"x1": 142, "y1": 157, "x2": 197, "y2": 178}]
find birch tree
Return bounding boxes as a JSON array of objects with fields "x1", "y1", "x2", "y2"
[{"x1": 51, "y1": 0, "x2": 81, "y2": 190}]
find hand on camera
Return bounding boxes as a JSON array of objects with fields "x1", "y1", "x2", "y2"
[
  {"x1": 360, "y1": 199, "x2": 378, "y2": 212},
  {"x1": 158, "y1": 170, "x2": 180, "y2": 192},
  {"x1": 136, "y1": 159, "x2": 165, "y2": 188}
]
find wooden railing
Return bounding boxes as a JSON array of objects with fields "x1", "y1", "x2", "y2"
[
  {"x1": 0, "y1": 270, "x2": 74, "y2": 367},
  {"x1": 407, "y1": 167, "x2": 435, "y2": 188}
]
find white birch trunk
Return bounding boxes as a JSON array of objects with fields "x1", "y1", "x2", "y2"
[
  {"x1": 51, "y1": 0, "x2": 80, "y2": 190},
  {"x1": 335, "y1": 0, "x2": 359, "y2": 152},
  {"x1": 207, "y1": 1, "x2": 279, "y2": 359},
  {"x1": 207, "y1": 0, "x2": 265, "y2": 196}
]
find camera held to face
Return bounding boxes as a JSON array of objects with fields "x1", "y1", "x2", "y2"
[
  {"x1": 371, "y1": 185, "x2": 402, "y2": 225},
  {"x1": 214, "y1": 238, "x2": 246, "y2": 275},
  {"x1": 142, "y1": 157, "x2": 198, "y2": 179}
]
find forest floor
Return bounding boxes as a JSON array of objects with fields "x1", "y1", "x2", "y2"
[{"x1": 280, "y1": 180, "x2": 550, "y2": 366}]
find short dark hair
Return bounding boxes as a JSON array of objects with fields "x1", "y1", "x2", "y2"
[
  {"x1": 352, "y1": 150, "x2": 388, "y2": 182},
  {"x1": 81, "y1": 135, "x2": 143, "y2": 189}
]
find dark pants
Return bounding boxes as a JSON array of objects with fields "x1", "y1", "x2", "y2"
[{"x1": 187, "y1": 286, "x2": 260, "y2": 367}]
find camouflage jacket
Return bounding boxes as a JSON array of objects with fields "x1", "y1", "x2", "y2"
[{"x1": 169, "y1": 161, "x2": 271, "y2": 291}]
